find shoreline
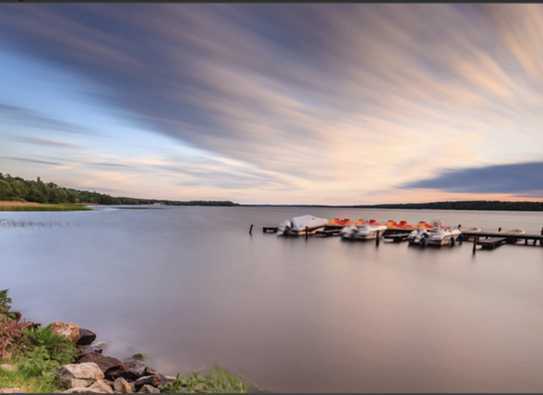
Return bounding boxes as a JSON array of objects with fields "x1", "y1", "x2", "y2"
[
  {"x1": 0, "y1": 201, "x2": 91, "y2": 212},
  {"x1": 0, "y1": 291, "x2": 251, "y2": 393}
]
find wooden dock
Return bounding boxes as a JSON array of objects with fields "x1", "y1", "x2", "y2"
[{"x1": 462, "y1": 231, "x2": 543, "y2": 251}]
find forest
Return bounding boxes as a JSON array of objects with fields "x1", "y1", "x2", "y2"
[{"x1": 0, "y1": 173, "x2": 238, "y2": 206}]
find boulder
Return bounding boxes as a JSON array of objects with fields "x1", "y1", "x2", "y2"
[
  {"x1": 59, "y1": 362, "x2": 104, "y2": 389},
  {"x1": 87, "y1": 380, "x2": 114, "y2": 393},
  {"x1": 133, "y1": 375, "x2": 167, "y2": 391},
  {"x1": 50, "y1": 322, "x2": 81, "y2": 343},
  {"x1": 77, "y1": 328, "x2": 97, "y2": 346},
  {"x1": 113, "y1": 377, "x2": 133, "y2": 394},
  {"x1": 107, "y1": 358, "x2": 146, "y2": 381},
  {"x1": 78, "y1": 344, "x2": 104, "y2": 357},
  {"x1": 138, "y1": 385, "x2": 160, "y2": 394},
  {"x1": 77, "y1": 353, "x2": 123, "y2": 375}
]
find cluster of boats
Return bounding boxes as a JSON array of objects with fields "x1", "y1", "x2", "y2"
[{"x1": 275, "y1": 214, "x2": 526, "y2": 247}]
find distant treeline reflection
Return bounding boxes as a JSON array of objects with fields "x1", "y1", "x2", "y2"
[{"x1": 0, "y1": 173, "x2": 238, "y2": 206}]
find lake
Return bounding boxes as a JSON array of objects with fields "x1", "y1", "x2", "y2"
[{"x1": 2, "y1": 206, "x2": 543, "y2": 392}]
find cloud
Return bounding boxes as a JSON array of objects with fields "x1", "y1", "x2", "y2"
[
  {"x1": 0, "y1": 103, "x2": 94, "y2": 135},
  {"x1": 1, "y1": 5, "x2": 543, "y2": 203},
  {"x1": 402, "y1": 162, "x2": 543, "y2": 196},
  {"x1": 0, "y1": 156, "x2": 63, "y2": 166},
  {"x1": 9, "y1": 135, "x2": 80, "y2": 149}
]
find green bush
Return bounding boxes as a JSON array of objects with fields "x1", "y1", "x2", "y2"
[
  {"x1": 22, "y1": 326, "x2": 77, "y2": 365},
  {"x1": 160, "y1": 367, "x2": 249, "y2": 393}
]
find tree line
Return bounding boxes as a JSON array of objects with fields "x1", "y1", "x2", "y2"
[
  {"x1": 0, "y1": 173, "x2": 238, "y2": 206},
  {"x1": 356, "y1": 200, "x2": 543, "y2": 211}
]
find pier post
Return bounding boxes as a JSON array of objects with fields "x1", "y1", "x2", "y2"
[
  {"x1": 472, "y1": 236, "x2": 478, "y2": 255},
  {"x1": 498, "y1": 227, "x2": 502, "y2": 232},
  {"x1": 305, "y1": 226, "x2": 309, "y2": 240},
  {"x1": 249, "y1": 224, "x2": 253, "y2": 235},
  {"x1": 376, "y1": 231, "x2": 380, "y2": 247}
]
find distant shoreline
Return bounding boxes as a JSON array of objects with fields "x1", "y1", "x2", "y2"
[{"x1": 0, "y1": 201, "x2": 90, "y2": 211}]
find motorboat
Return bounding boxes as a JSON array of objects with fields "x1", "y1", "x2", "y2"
[
  {"x1": 407, "y1": 228, "x2": 431, "y2": 246},
  {"x1": 341, "y1": 219, "x2": 387, "y2": 241},
  {"x1": 426, "y1": 221, "x2": 462, "y2": 246},
  {"x1": 277, "y1": 214, "x2": 328, "y2": 237}
]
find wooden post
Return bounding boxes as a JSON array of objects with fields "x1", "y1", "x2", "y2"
[
  {"x1": 305, "y1": 226, "x2": 309, "y2": 240},
  {"x1": 525, "y1": 238, "x2": 528, "y2": 246},
  {"x1": 249, "y1": 224, "x2": 253, "y2": 235},
  {"x1": 472, "y1": 236, "x2": 478, "y2": 254},
  {"x1": 498, "y1": 227, "x2": 502, "y2": 232},
  {"x1": 375, "y1": 231, "x2": 380, "y2": 247}
]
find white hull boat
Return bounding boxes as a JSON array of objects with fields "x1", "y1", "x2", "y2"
[
  {"x1": 426, "y1": 226, "x2": 462, "y2": 246},
  {"x1": 277, "y1": 215, "x2": 328, "y2": 237},
  {"x1": 407, "y1": 228, "x2": 431, "y2": 246},
  {"x1": 341, "y1": 223, "x2": 387, "y2": 241}
]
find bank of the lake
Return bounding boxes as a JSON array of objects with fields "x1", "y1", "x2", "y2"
[
  {"x1": 0, "y1": 201, "x2": 91, "y2": 212},
  {"x1": 0, "y1": 291, "x2": 251, "y2": 394}
]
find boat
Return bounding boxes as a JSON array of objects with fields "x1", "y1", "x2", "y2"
[
  {"x1": 385, "y1": 219, "x2": 416, "y2": 234},
  {"x1": 341, "y1": 219, "x2": 387, "y2": 241},
  {"x1": 425, "y1": 221, "x2": 462, "y2": 246},
  {"x1": 407, "y1": 228, "x2": 431, "y2": 246},
  {"x1": 326, "y1": 217, "x2": 353, "y2": 229},
  {"x1": 277, "y1": 215, "x2": 328, "y2": 237}
]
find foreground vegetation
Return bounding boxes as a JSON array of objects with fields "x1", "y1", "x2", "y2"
[
  {"x1": 0, "y1": 173, "x2": 238, "y2": 206},
  {"x1": 0, "y1": 201, "x2": 90, "y2": 212},
  {"x1": 0, "y1": 290, "x2": 249, "y2": 393}
]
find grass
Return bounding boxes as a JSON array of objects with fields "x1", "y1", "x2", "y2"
[
  {"x1": 0, "y1": 201, "x2": 91, "y2": 211},
  {"x1": 160, "y1": 367, "x2": 250, "y2": 393},
  {"x1": 0, "y1": 326, "x2": 77, "y2": 393},
  {"x1": 0, "y1": 364, "x2": 59, "y2": 393}
]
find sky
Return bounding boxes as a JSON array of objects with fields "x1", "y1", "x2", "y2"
[{"x1": 0, "y1": 4, "x2": 542, "y2": 204}]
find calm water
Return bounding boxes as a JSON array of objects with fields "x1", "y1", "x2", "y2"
[{"x1": 2, "y1": 206, "x2": 543, "y2": 392}]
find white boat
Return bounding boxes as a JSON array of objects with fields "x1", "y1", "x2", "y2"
[
  {"x1": 407, "y1": 228, "x2": 431, "y2": 246},
  {"x1": 426, "y1": 222, "x2": 462, "y2": 246},
  {"x1": 277, "y1": 215, "x2": 328, "y2": 237},
  {"x1": 341, "y1": 220, "x2": 387, "y2": 241}
]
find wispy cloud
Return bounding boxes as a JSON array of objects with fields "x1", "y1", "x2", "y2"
[{"x1": 1, "y1": 5, "x2": 543, "y2": 203}]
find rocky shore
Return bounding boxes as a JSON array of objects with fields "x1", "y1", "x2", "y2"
[{"x1": 26, "y1": 321, "x2": 172, "y2": 393}]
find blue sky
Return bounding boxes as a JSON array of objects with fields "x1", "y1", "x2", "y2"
[{"x1": 1, "y1": 4, "x2": 542, "y2": 204}]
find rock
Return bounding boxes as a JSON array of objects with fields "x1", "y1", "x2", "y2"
[
  {"x1": 77, "y1": 328, "x2": 97, "y2": 346},
  {"x1": 107, "y1": 358, "x2": 146, "y2": 381},
  {"x1": 59, "y1": 362, "x2": 104, "y2": 389},
  {"x1": 113, "y1": 378, "x2": 133, "y2": 394},
  {"x1": 0, "y1": 364, "x2": 16, "y2": 372},
  {"x1": 0, "y1": 388, "x2": 24, "y2": 393},
  {"x1": 77, "y1": 352, "x2": 123, "y2": 375},
  {"x1": 138, "y1": 385, "x2": 160, "y2": 393},
  {"x1": 87, "y1": 380, "x2": 114, "y2": 393},
  {"x1": 49, "y1": 321, "x2": 81, "y2": 343},
  {"x1": 133, "y1": 375, "x2": 167, "y2": 391},
  {"x1": 78, "y1": 344, "x2": 104, "y2": 357}
]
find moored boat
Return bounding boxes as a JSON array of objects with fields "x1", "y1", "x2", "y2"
[
  {"x1": 341, "y1": 219, "x2": 387, "y2": 241},
  {"x1": 277, "y1": 214, "x2": 328, "y2": 237},
  {"x1": 426, "y1": 221, "x2": 462, "y2": 246}
]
